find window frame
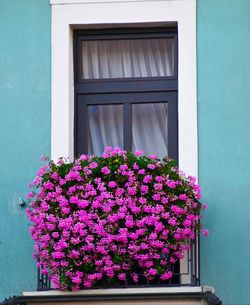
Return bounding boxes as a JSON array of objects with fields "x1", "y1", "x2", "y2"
[{"x1": 73, "y1": 28, "x2": 178, "y2": 159}]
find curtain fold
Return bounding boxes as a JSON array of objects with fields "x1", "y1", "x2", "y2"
[
  {"x1": 81, "y1": 38, "x2": 174, "y2": 79},
  {"x1": 88, "y1": 105, "x2": 123, "y2": 156},
  {"x1": 84, "y1": 37, "x2": 171, "y2": 157},
  {"x1": 132, "y1": 103, "x2": 168, "y2": 158}
]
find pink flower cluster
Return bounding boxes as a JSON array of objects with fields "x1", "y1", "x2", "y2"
[{"x1": 27, "y1": 147, "x2": 206, "y2": 290}]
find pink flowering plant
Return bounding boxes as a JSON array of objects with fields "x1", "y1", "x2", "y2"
[{"x1": 27, "y1": 147, "x2": 206, "y2": 290}]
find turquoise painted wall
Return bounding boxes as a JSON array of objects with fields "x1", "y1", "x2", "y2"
[
  {"x1": 0, "y1": 0, "x2": 51, "y2": 300},
  {"x1": 1, "y1": 0, "x2": 250, "y2": 303},
  {"x1": 198, "y1": 0, "x2": 250, "y2": 304}
]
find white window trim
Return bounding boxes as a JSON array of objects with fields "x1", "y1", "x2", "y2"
[
  {"x1": 51, "y1": 0, "x2": 195, "y2": 4},
  {"x1": 51, "y1": 0, "x2": 198, "y2": 177}
]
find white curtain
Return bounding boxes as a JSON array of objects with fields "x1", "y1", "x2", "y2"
[
  {"x1": 132, "y1": 103, "x2": 168, "y2": 158},
  {"x1": 88, "y1": 103, "x2": 168, "y2": 158},
  {"x1": 85, "y1": 37, "x2": 171, "y2": 157},
  {"x1": 88, "y1": 105, "x2": 123, "y2": 155},
  {"x1": 81, "y1": 38, "x2": 175, "y2": 79}
]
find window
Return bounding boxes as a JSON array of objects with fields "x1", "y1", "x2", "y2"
[
  {"x1": 50, "y1": 0, "x2": 197, "y2": 177},
  {"x1": 74, "y1": 28, "x2": 178, "y2": 160},
  {"x1": 51, "y1": 0, "x2": 198, "y2": 286}
]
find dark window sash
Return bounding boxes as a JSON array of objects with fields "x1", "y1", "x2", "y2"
[
  {"x1": 75, "y1": 92, "x2": 178, "y2": 160},
  {"x1": 74, "y1": 28, "x2": 178, "y2": 83},
  {"x1": 74, "y1": 27, "x2": 178, "y2": 161}
]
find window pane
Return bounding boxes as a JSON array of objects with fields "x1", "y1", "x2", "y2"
[
  {"x1": 81, "y1": 38, "x2": 175, "y2": 79},
  {"x1": 132, "y1": 103, "x2": 168, "y2": 158},
  {"x1": 88, "y1": 104, "x2": 123, "y2": 155}
]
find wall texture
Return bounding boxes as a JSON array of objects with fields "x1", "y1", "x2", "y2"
[
  {"x1": 0, "y1": 0, "x2": 51, "y2": 300},
  {"x1": 197, "y1": 0, "x2": 250, "y2": 304}
]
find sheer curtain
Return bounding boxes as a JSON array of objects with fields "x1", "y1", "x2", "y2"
[
  {"x1": 88, "y1": 105, "x2": 123, "y2": 156},
  {"x1": 132, "y1": 103, "x2": 168, "y2": 158},
  {"x1": 81, "y1": 38, "x2": 175, "y2": 79},
  {"x1": 84, "y1": 37, "x2": 172, "y2": 157},
  {"x1": 88, "y1": 103, "x2": 168, "y2": 158}
]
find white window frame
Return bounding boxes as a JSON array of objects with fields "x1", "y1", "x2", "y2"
[{"x1": 50, "y1": 0, "x2": 198, "y2": 177}]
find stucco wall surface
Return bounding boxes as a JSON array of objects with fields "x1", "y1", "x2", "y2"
[
  {"x1": 0, "y1": 0, "x2": 51, "y2": 300},
  {"x1": 198, "y1": 0, "x2": 250, "y2": 304}
]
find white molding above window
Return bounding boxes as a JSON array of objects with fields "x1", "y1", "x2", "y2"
[
  {"x1": 50, "y1": 0, "x2": 194, "y2": 4},
  {"x1": 51, "y1": 0, "x2": 198, "y2": 177}
]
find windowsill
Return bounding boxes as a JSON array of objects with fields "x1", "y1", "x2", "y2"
[
  {"x1": 1, "y1": 286, "x2": 222, "y2": 305},
  {"x1": 19, "y1": 286, "x2": 221, "y2": 305},
  {"x1": 23, "y1": 286, "x2": 215, "y2": 296}
]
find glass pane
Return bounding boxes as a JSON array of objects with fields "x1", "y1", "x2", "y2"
[
  {"x1": 132, "y1": 103, "x2": 168, "y2": 159},
  {"x1": 81, "y1": 38, "x2": 175, "y2": 79},
  {"x1": 88, "y1": 104, "x2": 123, "y2": 155}
]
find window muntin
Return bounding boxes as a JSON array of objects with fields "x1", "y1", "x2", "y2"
[
  {"x1": 76, "y1": 92, "x2": 177, "y2": 159},
  {"x1": 86, "y1": 102, "x2": 169, "y2": 158}
]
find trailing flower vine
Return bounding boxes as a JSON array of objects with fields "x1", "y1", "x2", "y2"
[{"x1": 27, "y1": 147, "x2": 207, "y2": 290}]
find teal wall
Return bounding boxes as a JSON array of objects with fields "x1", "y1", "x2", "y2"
[
  {"x1": 198, "y1": 0, "x2": 250, "y2": 304},
  {"x1": 0, "y1": 0, "x2": 51, "y2": 300},
  {"x1": 1, "y1": 0, "x2": 250, "y2": 304}
]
